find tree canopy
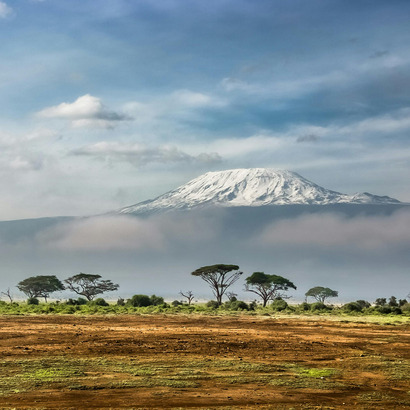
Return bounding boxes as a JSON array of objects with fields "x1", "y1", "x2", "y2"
[
  {"x1": 305, "y1": 286, "x2": 338, "y2": 303},
  {"x1": 191, "y1": 264, "x2": 242, "y2": 306},
  {"x1": 17, "y1": 275, "x2": 64, "y2": 302},
  {"x1": 245, "y1": 272, "x2": 296, "y2": 307},
  {"x1": 64, "y1": 273, "x2": 119, "y2": 301}
]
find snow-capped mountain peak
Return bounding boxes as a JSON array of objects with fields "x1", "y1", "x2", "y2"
[{"x1": 117, "y1": 168, "x2": 400, "y2": 215}]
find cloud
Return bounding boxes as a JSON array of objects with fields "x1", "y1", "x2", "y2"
[
  {"x1": 37, "y1": 94, "x2": 131, "y2": 129},
  {"x1": 37, "y1": 216, "x2": 165, "y2": 251},
  {"x1": 369, "y1": 50, "x2": 389, "y2": 59},
  {"x1": 0, "y1": 129, "x2": 59, "y2": 173},
  {"x1": 36, "y1": 213, "x2": 220, "y2": 251},
  {"x1": 257, "y1": 210, "x2": 410, "y2": 251},
  {"x1": 8, "y1": 155, "x2": 44, "y2": 171},
  {"x1": 0, "y1": 1, "x2": 12, "y2": 18},
  {"x1": 171, "y1": 90, "x2": 224, "y2": 108},
  {"x1": 296, "y1": 134, "x2": 321, "y2": 143},
  {"x1": 71, "y1": 141, "x2": 222, "y2": 167},
  {"x1": 338, "y1": 107, "x2": 410, "y2": 135}
]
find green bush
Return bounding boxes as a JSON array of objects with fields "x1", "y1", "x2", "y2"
[
  {"x1": 310, "y1": 302, "x2": 330, "y2": 312},
  {"x1": 355, "y1": 300, "x2": 371, "y2": 310},
  {"x1": 172, "y1": 300, "x2": 183, "y2": 307},
  {"x1": 390, "y1": 307, "x2": 402, "y2": 315},
  {"x1": 401, "y1": 303, "x2": 410, "y2": 313},
  {"x1": 117, "y1": 297, "x2": 125, "y2": 306},
  {"x1": 27, "y1": 297, "x2": 39, "y2": 305},
  {"x1": 376, "y1": 305, "x2": 392, "y2": 314},
  {"x1": 66, "y1": 297, "x2": 88, "y2": 306},
  {"x1": 128, "y1": 294, "x2": 152, "y2": 307},
  {"x1": 271, "y1": 298, "x2": 288, "y2": 311},
  {"x1": 91, "y1": 298, "x2": 109, "y2": 307},
  {"x1": 224, "y1": 300, "x2": 249, "y2": 311},
  {"x1": 299, "y1": 302, "x2": 311, "y2": 311},
  {"x1": 206, "y1": 300, "x2": 219, "y2": 309},
  {"x1": 150, "y1": 295, "x2": 164, "y2": 306},
  {"x1": 343, "y1": 302, "x2": 363, "y2": 312}
]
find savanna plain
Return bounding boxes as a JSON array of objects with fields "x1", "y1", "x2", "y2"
[{"x1": 0, "y1": 313, "x2": 409, "y2": 409}]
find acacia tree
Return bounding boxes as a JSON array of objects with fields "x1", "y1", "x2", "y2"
[
  {"x1": 305, "y1": 286, "x2": 338, "y2": 303},
  {"x1": 191, "y1": 264, "x2": 242, "y2": 306},
  {"x1": 245, "y1": 272, "x2": 296, "y2": 307},
  {"x1": 179, "y1": 290, "x2": 194, "y2": 305},
  {"x1": 17, "y1": 275, "x2": 65, "y2": 302},
  {"x1": 64, "y1": 273, "x2": 119, "y2": 301},
  {"x1": 1, "y1": 288, "x2": 13, "y2": 303}
]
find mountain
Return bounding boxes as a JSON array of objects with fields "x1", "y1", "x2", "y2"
[{"x1": 117, "y1": 168, "x2": 400, "y2": 215}]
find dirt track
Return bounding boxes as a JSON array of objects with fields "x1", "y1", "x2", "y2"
[{"x1": 0, "y1": 314, "x2": 409, "y2": 409}]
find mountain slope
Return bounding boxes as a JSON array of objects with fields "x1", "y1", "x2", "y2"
[{"x1": 117, "y1": 168, "x2": 400, "y2": 215}]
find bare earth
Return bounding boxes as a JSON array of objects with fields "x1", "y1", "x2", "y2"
[{"x1": 0, "y1": 314, "x2": 409, "y2": 409}]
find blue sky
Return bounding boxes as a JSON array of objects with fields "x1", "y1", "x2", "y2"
[{"x1": 1, "y1": 0, "x2": 410, "y2": 219}]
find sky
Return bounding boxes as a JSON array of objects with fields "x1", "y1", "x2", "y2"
[{"x1": 0, "y1": 0, "x2": 410, "y2": 220}]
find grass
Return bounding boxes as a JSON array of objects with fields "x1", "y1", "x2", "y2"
[
  {"x1": 0, "y1": 355, "x2": 350, "y2": 397},
  {"x1": 0, "y1": 299, "x2": 409, "y2": 323}
]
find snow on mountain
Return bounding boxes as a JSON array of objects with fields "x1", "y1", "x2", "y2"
[{"x1": 117, "y1": 168, "x2": 401, "y2": 215}]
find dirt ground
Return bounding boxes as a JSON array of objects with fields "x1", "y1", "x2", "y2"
[{"x1": 0, "y1": 314, "x2": 409, "y2": 409}]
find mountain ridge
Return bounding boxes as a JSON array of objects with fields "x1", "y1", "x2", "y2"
[{"x1": 117, "y1": 168, "x2": 401, "y2": 215}]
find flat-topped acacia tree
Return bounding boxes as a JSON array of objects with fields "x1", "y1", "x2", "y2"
[
  {"x1": 17, "y1": 275, "x2": 65, "y2": 302},
  {"x1": 64, "y1": 273, "x2": 119, "y2": 301},
  {"x1": 305, "y1": 286, "x2": 338, "y2": 303},
  {"x1": 245, "y1": 272, "x2": 296, "y2": 307},
  {"x1": 191, "y1": 264, "x2": 242, "y2": 306}
]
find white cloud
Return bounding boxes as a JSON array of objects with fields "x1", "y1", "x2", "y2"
[
  {"x1": 338, "y1": 107, "x2": 410, "y2": 135},
  {"x1": 37, "y1": 94, "x2": 131, "y2": 129},
  {"x1": 0, "y1": 1, "x2": 12, "y2": 18},
  {"x1": 71, "y1": 141, "x2": 222, "y2": 167},
  {"x1": 171, "y1": 89, "x2": 224, "y2": 108},
  {"x1": 258, "y1": 210, "x2": 410, "y2": 251},
  {"x1": 36, "y1": 214, "x2": 219, "y2": 251},
  {"x1": 0, "y1": 129, "x2": 58, "y2": 173},
  {"x1": 37, "y1": 216, "x2": 165, "y2": 251}
]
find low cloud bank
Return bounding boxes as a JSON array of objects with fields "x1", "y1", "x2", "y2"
[
  {"x1": 36, "y1": 212, "x2": 221, "y2": 251},
  {"x1": 258, "y1": 209, "x2": 410, "y2": 251}
]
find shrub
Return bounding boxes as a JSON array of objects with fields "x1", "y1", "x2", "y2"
[
  {"x1": 91, "y1": 298, "x2": 109, "y2": 307},
  {"x1": 399, "y1": 299, "x2": 408, "y2": 307},
  {"x1": 117, "y1": 297, "x2": 125, "y2": 306},
  {"x1": 206, "y1": 300, "x2": 219, "y2": 309},
  {"x1": 310, "y1": 302, "x2": 330, "y2": 312},
  {"x1": 66, "y1": 297, "x2": 88, "y2": 306},
  {"x1": 401, "y1": 303, "x2": 410, "y2": 313},
  {"x1": 299, "y1": 302, "x2": 311, "y2": 311},
  {"x1": 128, "y1": 294, "x2": 152, "y2": 307},
  {"x1": 150, "y1": 295, "x2": 164, "y2": 306},
  {"x1": 376, "y1": 305, "x2": 392, "y2": 314},
  {"x1": 225, "y1": 300, "x2": 249, "y2": 311},
  {"x1": 390, "y1": 307, "x2": 402, "y2": 315},
  {"x1": 343, "y1": 302, "x2": 362, "y2": 312},
  {"x1": 27, "y1": 297, "x2": 39, "y2": 305},
  {"x1": 271, "y1": 298, "x2": 288, "y2": 311},
  {"x1": 172, "y1": 300, "x2": 183, "y2": 307},
  {"x1": 355, "y1": 300, "x2": 371, "y2": 310}
]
